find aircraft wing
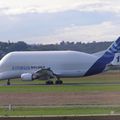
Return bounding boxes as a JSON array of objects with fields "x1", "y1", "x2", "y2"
[
  {"x1": 33, "y1": 67, "x2": 55, "y2": 80},
  {"x1": 21, "y1": 67, "x2": 55, "y2": 81}
]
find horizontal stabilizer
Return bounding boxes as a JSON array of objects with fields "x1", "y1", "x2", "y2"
[{"x1": 111, "y1": 53, "x2": 120, "y2": 65}]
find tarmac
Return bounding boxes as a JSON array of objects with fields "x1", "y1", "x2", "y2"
[
  {"x1": 1, "y1": 82, "x2": 120, "y2": 86},
  {"x1": 1, "y1": 115, "x2": 120, "y2": 120}
]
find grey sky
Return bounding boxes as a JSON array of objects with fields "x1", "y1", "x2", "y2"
[{"x1": 0, "y1": 0, "x2": 120, "y2": 44}]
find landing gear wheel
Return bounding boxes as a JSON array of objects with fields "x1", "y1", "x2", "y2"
[
  {"x1": 55, "y1": 80, "x2": 63, "y2": 85},
  {"x1": 7, "y1": 79, "x2": 11, "y2": 86},
  {"x1": 46, "y1": 80, "x2": 54, "y2": 85}
]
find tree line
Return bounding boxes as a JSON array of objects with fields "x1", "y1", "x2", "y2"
[{"x1": 0, "y1": 40, "x2": 112, "y2": 59}]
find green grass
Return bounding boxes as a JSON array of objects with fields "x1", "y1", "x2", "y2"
[
  {"x1": 0, "y1": 71, "x2": 119, "y2": 93},
  {"x1": 1, "y1": 85, "x2": 120, "y2": 93},
  {"x1": 0, "y1": 71, "x2": 119, "y2": 116},
  {"x1": 0, "y1": 107, "x2": 120, "y2": 116}
]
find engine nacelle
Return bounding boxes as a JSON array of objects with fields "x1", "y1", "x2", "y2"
[{"x1": 21, "y1": 73, "x2": 33, "y2": 81}]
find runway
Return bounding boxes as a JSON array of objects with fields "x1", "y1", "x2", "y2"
[
  {"x1": 1, "y1": 115, "x2": 120, "y2": 120},
  {"x1": 1, "y1": 82, "x2": 120, "y2": 86}
]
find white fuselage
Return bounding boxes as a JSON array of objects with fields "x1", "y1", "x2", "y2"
[{"x1": 0, "y1": 51, "x2": 99, "y2": 80}]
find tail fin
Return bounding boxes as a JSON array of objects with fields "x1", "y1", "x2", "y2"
[
  {"x1": 85, "y1": 37, "x2": 120, "y2": 76},
  {"x1": 104, "y1": 37, "x2": 120, "y2": 56}
]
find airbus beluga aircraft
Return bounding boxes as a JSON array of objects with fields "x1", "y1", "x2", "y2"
[{"x1": 0, "y1": 37, "x2": 120, "y2": 85}]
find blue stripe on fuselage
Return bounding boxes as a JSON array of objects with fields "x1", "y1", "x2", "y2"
[{"x1": 84, "y1": 54, "x2": 114, "y2": 76}]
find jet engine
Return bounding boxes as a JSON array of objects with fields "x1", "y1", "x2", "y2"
[{"x1": 21, "y1": 73, "x2": 35, "y2": 81}]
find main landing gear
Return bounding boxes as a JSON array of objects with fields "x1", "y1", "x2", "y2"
[
  {"x1": 55, "y1": 77, "x2": 63, "y2": 85},
  {"x1": 45, "y1": 77, "x2": 63, "y2": 85},
  {"x1": 7, "y1": 79, "x2": 11, "y2": 86},
  {"x1": 46, "y1": 80, "x2": 54, "y2": 85}
]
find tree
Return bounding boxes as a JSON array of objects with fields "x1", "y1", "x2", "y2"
[{"x1": 7, "y1": 41, "x2": 29, "y2": 52}]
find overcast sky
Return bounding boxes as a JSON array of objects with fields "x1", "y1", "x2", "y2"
[{"x1": 0, "y1": 0, "x2": 120, "y2": 44}]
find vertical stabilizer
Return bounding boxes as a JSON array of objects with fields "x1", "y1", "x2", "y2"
[
  {"x1": 104, "y1": 37, "x2": 120, "y2": 56},
  {"x1": 85, "y1": 37, "x2": 120, "y2": 76}
]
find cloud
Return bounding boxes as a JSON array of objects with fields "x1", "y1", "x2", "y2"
[
  {"x1": 0, "y1": 0, "x2": 119, "y2": 44},
  {"x1": 77, "y1": 0, "x2": 120, "y2": 13},
  {"x1": 0, "y1": 0, "x2": 96, "y2": 15},
  {"x1": 0, "y1": 10, "x2": 115, "y2": 43},
  {"x1": 26, "y1": 21, "x2": 120, "y2": 44},
  {"x1": 0, "y1": 0, "x2": 120, "y2": 15}
]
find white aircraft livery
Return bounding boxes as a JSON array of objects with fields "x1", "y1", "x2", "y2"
[{"x1": 0, "y1": 37, "x2": 120, "y2": 85}]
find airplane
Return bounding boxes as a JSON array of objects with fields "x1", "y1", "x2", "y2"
[{"x1": 0, "y1": 37, "x2": 120, "y2": 85}]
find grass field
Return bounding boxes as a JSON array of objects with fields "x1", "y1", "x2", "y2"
[
  {"x1": 0, "y1": 107, "x2": 120, "y2": 116},
  {"x1": 0, "y1": 71, "x2": 120, "y2": 116},
  {"x1": 0, "y1": 71, "x2": 119, "y2": 93},
  {"x1": 1, "y1": 84, "x2": 120, "y2": 93}
]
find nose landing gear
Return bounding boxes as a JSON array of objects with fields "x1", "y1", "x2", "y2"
[{"x1": 7, "y1": 79, "x2": 11, "y2": 86}]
